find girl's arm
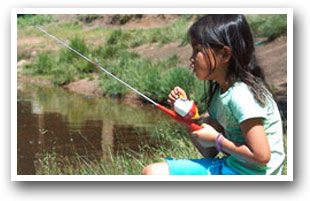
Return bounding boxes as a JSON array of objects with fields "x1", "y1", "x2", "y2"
[
  {"x1": 222, "y1": 118, "x2": 271, "y2": 165},
  {"x1": 192, "y1": 118, "x2": 271, "y2": 165}
]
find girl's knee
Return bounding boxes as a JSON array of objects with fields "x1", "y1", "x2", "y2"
[{"x1": 142, "y1": 162, "x2": 170, "y2": 175}]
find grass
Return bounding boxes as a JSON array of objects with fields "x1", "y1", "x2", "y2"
[
  {"x1": 35, "y1": 122, "x2": 201, "y2": 175},
  {"x1": 17, "y1": 14, "x2": 58, "y2": 28},
  {"x1": 22, "y1": 35, "x2": 96, "y2": 85},
  {"x1": 77, "y1": 14, "x2": 102, "y2": 24},
  {"x1": 104, "y1": 16, "x2": 191, "y2": 48},
  {"x1": 98, "y1": 51, "x2": 204, "y2": 106},
  {"x1": 246, "y1": 14, "x2": 287, "y2": 40}
]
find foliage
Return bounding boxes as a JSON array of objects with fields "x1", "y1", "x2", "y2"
[
  {"x1": 77, "y1": 14, "x2": 101, "y2": 24},
  {"x1": 246, "y1": 14, "x2": 287, "y2": 40},
  {"x1": 27, "y1": 51, "x2": 56, "y2": 75},
  {"x1": 105, "y1": 16, "x2": 191, "y2": 48},
  {"x1": 111, "y1": 14, "x2": 143, "y2": 25},
  {"x1": 24, "y1": 36, "x2": 96, "y2": 85},
  {"x1": 17, "y1": 14, "x2": 58, "y2": 28}
]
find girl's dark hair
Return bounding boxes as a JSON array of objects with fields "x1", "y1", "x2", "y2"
[{"x1": 189, "y1": 14, "x2": 270, "y2": 106}]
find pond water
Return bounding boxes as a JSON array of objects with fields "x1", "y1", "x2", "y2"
[{"x1": 17, "y1": 82, "x2": 171, "y2": 175}]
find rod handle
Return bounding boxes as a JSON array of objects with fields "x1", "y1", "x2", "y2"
[{"x1": 156, "y1": 104, "x2": 203, "y2": 131}]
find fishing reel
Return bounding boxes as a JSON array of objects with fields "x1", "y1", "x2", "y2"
[{"x1": 174, "y1": 95, "x2": 200, "y2": 120}]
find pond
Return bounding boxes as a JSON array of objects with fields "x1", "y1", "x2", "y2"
[{"x1": 17, "y1": 82, "x2": 171, "y2": 175}]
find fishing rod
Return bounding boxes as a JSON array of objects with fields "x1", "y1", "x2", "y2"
[{"x1": 35, "y1": 25, "x2": 203, "y2": 131}]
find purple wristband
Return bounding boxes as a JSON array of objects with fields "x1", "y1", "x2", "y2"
[{"x1": 218, "y1": 135, "x2": 225, "y2": 153}]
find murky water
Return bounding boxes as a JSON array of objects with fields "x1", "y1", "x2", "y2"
[{"x1": 17, "y1": 82, "x2": 170, "y2": 175}]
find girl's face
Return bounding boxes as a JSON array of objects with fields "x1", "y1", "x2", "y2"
[
  {"x1": 190, "y1": 44, "x2": 218, "y2": 81},
  {"x1": 190, "y1": 41, "x2": 230, "y2": 83}
]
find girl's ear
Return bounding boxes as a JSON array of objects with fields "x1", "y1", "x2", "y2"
[{"x1": 221, "y1": 46, "x2": 232, "y2": 63}]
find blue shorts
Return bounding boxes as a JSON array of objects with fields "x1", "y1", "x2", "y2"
[{"x1": 165, "y1": 157, "x2": 240, "y2": 175}]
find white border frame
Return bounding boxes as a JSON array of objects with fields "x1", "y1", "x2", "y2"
[{"x1": 12, "y1": 8, "x2": 293, "y2": 181}]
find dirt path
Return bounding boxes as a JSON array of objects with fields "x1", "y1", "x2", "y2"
[{"x1": 256, "y1": 36, "x2": 287, "y2": 118}]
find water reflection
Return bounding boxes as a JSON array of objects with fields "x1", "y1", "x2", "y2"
[{"x1": 17, "y1": 83, "x2": 169, "y2": 175}]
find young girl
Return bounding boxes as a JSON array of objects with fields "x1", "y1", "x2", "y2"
[{"x1": 142, "y1": 14, "x2": 286, "y2": 175}]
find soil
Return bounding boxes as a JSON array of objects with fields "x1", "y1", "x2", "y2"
[
  {"x1": 63, "y1": 73, "x2": 104, "y2": 96},
  {"x1": 17, "y1": 14, "x2": 287, "y2": 117},
  {"x1": 51, "y1": 14, "x2": 180, "y2": 30}
]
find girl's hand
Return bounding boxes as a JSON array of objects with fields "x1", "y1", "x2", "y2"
[
  {"x1": 191, "y1": 123, "x2": 219, "y2": 148},
  {"x1": 167, "y1": 86, "x2": 188, "y2": 108}
]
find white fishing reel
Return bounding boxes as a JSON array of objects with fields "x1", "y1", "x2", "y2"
[{"x1": 174, "y1": 95, "x2": 200, "y2": 120}]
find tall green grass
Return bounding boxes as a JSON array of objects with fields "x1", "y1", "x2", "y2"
[
  {"x1": 17, "y1": 14, "x2": 58, "y2": 28},
  {"x1": 246, "y1": 14, "x2": 287, "y2": 40},
  {"x1": 98, "y1": 51, "x2": 205, "y2": 106},
  {"x1": 35, "y1": 122, "x2": 201, "y2": 175},
  {"x1": 104, "y1": 16, "x2": 191, "y2": 48},
  {"x1": 24, "y1": 35, "x2": 95, "y2": 85}
]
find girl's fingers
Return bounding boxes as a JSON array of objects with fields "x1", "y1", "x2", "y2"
[
  {"x1": 173, "y1": 86, "x2": 187, "y2": 99},
  {"x1": 174, "y1": 87, "x2": 180, "y2": 95},
  {"x1": 168, "y1": 86, "x2": 188, "y2": 107},
  {"x1": 191, "y1": 124, "x2": 209, "y2": 135},
  {"x1": 170, "y1": 89, "x2": 179, "y2": 99},
  {"x1": 168, "y1": 93, "x2": 176, "y2": 101}
]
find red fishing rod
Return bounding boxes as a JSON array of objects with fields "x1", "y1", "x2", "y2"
[{"x1": 35, "y1": 26, "x2": 203, "y2": 131}]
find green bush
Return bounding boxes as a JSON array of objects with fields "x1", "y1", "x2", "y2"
[
  {"x1": 31, "y1": 51, "x2": 56, "y2": 75},
  {"x1": 77, "y1": 14, "x2": 101, "y2": 24},
  {"x1": 104, "y1": 16, "x2": 191, "y2": 48},
  {"x1": 58, "y1": 36, "x2": 96, "y2": 73},
  {"x1": 98, "y1": 50, "x2": 202, "y2": 106},
  {"x1": 59, "y1": 36, "x2": 88, "y2": 63},
  {"x1": 51, "y1": 63, "x2": 77, "y2": 85},
  {"x1": 25, "y1": 35, "x2": 98, "y2": 85},
  {"x1": 246, "y1": 14, "x2": 287, "y2": 39},
  {"x1": 111, "y1": 14, "x2": 143, "y2": 25},
  {"x1": 106, "y1": 29, "x2": 132, "y2": 46},
  {"x1": 95, "y1": 45, "x2": 120, "y2": 59}
]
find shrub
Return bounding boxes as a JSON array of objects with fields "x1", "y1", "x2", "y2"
[
  {"x1": 246, "y1": 14, "x2": 287, "y2": 40},
  {"x1": 59, "y1": 36, "x2": 89, "y2": 62},
  {"x1": 31, "y1": 51, "x2": 56, "y2": 75},
  {"x1": 51, "y1": 63, "x2": 77, "y2": 85},
  {"x1": 77, "y1": 14, "x2": 101, "y2": 24},
  {"x1": 106, "y1": 29, "x2": 132, "y2": 46}
]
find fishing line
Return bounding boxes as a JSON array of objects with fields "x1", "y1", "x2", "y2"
[
  {"x1": 35, "y1": 25, "x2": 202, "y2": 131},
  {"x1": 35, "y1": 26, "x2": 157, "y2": 106}
]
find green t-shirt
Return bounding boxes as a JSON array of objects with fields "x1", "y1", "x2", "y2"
[{"x1": 209, "y1": 81, "x2": 285, "y2": 175}]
